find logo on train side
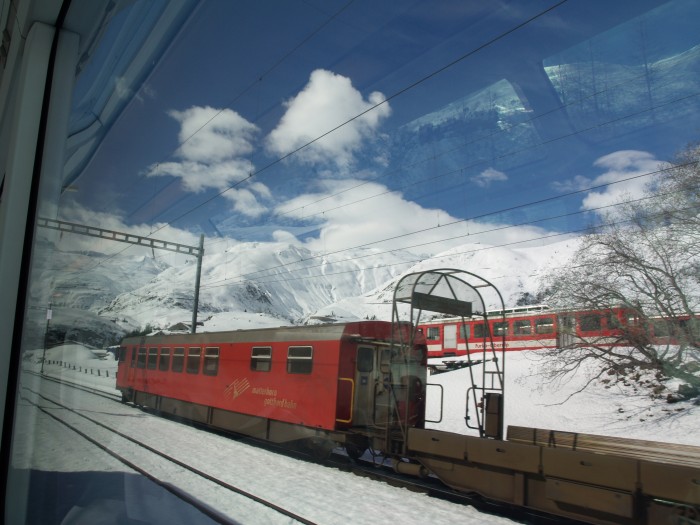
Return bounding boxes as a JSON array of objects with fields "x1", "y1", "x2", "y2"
[{"x1": 224, "y1": 378, "x2": 250, "y2": 400}]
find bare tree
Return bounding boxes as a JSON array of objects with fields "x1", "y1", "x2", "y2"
[{"x1": 540, "y1": 143, "x2": 700, "y2": 392}]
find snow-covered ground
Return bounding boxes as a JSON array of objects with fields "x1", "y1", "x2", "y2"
[{"x1": 9, "y1": 343, "x2": 699, "y2": 524}]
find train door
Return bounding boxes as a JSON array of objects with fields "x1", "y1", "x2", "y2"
[
  {"x1": 443, "y1": 324, "x2": 457, "y2": 355},
  {"x1": 353, "y1": 345, "x2": 379, "y2": 426},
  {"x1": 557, "y1": 315, "x2": 576, "y2": 348}
]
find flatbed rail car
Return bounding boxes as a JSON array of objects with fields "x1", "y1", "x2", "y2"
[
  {"x1": 420, "y1": 307, "x2": 700, "y2": 358},
  {"x1": 408, "y1": 425, "x2": 700, "y2": 525},
  {"x1": 116, "y1": 321, "x2": 427, "y2": 456}
]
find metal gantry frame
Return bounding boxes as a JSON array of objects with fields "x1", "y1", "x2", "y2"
[
  {"x1": 37, "y1": 217, "x2": 205, "y2": 333},
  {"x1": 391, "y1": 268, "x2": 506, "y2": 439}
]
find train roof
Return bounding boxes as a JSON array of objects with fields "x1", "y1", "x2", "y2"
[{"x1": 121, "y1": 320, "x2": 414, "y2": 346}]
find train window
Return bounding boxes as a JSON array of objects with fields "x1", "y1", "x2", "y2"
[
  {"x1": 136, "y1": 347, "x2": 147, "y2": 368},
  {"x1": 460, "y1": 324, "x2": 470, "y2": 339},
  {"x1": 514, "y1": 320, "x2": 532, "y2": 335},
  {"x1": 473, "y1": 323, "x2": 490, "y2": 338},
  {"x1": 159, "y1": 348, "x2": 171, "y2": 371},
  {"x1": 580, "y1": 314, "x2": 602, "y2": 332},
  {"x1": 172, "y1": 347, "x2": 185, "y2": 373},
  {"x1": 187, "y1": 347, "x2": 202, "y2": 374},
  {"x1": 605, "y1": 313, "x2": 621, "y2": 329},
  {"x1": 426, "y1": 327, "x2": 440, "y2": 340},
  {"x1": 287, "y1": 346, "x2": 313, "y2": 374},
  {"x1": 652, "y1": 319, "x2": 673, "y2": 337},
  {"x1": 251, "y1": 346, "x2": 272, "y2": 372},
  {"x1": 147, "y1": 348, "x2": 158, "y2": 370},
  {"x1": 535, "y1": 318, "x2": 555, "y2": 334},
  {"x1": 357, "y1": 346, "x2": 374, "y2": 373},
  {"x1": 493, "y1": 322, "x2": 508, "y2": 336},
  {"x1": 118, "y1": 346, "x2": 126, "y2": 362},
  {"x1": 203, "y1": 347, "x2": 219, "y2": 376}
]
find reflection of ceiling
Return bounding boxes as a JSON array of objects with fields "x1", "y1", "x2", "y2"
[{"x1": 61, "y1": 0, "x2": 198, "y2": 192}]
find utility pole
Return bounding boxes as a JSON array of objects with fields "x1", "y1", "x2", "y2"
[
  {"x1": 191, "y1": 234, "x2": 204, "y2": 334},
  {"x1": 37, "y1": 217, "x2": 205, "y2": 335},
  {"x1": 41, "y1": 302, "x2": 52, "y2": 374}
]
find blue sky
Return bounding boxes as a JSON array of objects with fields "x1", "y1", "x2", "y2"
[{"x1": 60, "y1": 0, "x2": 700, "y2": 261}]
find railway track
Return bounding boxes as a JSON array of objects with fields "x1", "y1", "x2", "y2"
[
  {"x1": 19, "y1": 382, "x2": 319, "y2": 525},
  {"x1": 19, "y1": 370, "x2": 577, "y2": 524}
]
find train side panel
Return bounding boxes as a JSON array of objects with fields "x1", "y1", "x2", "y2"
[{"x1": 117, "y1": 336, "x2": 343, "y2": 431}]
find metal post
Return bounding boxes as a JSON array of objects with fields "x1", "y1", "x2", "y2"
[
  {"x1": 191, "y1": 234, "x2": 204, "y2": 334},
  {"x1": 41, "y1": 302, "x2": 52, "y2": 374}
]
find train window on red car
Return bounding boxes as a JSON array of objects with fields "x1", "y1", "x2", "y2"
[
  {"x1": 137, "y1": 347, "x2": 147, "y2": 368},
  {"x1": 493, "y1": 322, "x2": 508, "y2": 336},
  {"x1": 580, "y1": 314, "x2": 601, "y2": 332},
  {"x1": 287, "y1": 346, "x2": 313, "y2": 374},
  {"x1": 535, "y1": 318, "x2": 554, "y2": 334},
  {"x1": 147, "y1": 348, "x2": 158, "y2": 370},
  {"x1": 251, "y1": 346, "x2": 272, "y2": 372},
  {"x1": 129, "y1": 347, "x2": 137, "y2": 368},
  {"x1": 118, "y1": 347, "x2": 126, "y2": 362},
  {"x1": 159, "y1": 348, "x2": 171, "y2": 371},
  {"x1": 474, "y1": 323, "x2": 490, "y2": 338},
  {"x1": 426, "y1": 327, "x2": 440, "y2": 340},
  {"x1": 203, "y1": 347, "x2": 219, "y2": 376},
  {"x1": 187, "y1": 347, "x2": 202, "y2": 374},
  {"x1": 514, "y1": 320, "x2": 532, "y2": 335},
  {"x1": 172, "y1": 347, "x2": 185, "y2": 373},
  {"x1": 460, "y1": 324, "x2": 470, "y2": 339}
]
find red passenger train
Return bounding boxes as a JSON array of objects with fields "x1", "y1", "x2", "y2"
[
  {"x1": 418, "y1": 305, "x2": 699, "y2": 358},
  {"x1": 116, "y1": 321, "x2": 427, "y2": 457}
]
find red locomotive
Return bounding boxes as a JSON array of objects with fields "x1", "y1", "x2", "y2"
[{"x1": 116, "y1": 321, "x2": 427, "y2": 457}]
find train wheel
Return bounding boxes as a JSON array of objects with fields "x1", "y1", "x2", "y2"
[{"x1": 345, "y1": 439, "x2": 369, "y2": 460}]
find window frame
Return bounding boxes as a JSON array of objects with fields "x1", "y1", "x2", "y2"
[{"x1": 287, "y1": 345, "x2": 313, "y2": 374}]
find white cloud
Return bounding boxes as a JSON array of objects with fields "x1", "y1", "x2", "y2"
[
  {"x1": 222, "y1": 185, "x2": 271, "y2": 218},
  {"x1": 149, "y1": 159, "x2": 254, "y2": 193},
  {"x1": 274, "y1": 179, "x2": 554, "y2": 256},
  {"x1": 170, "y1": 106, "x2": 258, "y2": 163},
  {"x1": 471, "y1": 168, "x2": 508, "y2": 188},
  {"x1": 265, "y1": 69, "x2": 391, "y2": 170},
  {"x1": 552, "y1": 150, "x2": 665, "y2": 217},
  {"x1": 147, "y1": 106, "x2": 269, "y2": 218},
  {"x1": 580, "y1": 150, "x2": 664, "y2": 213}
]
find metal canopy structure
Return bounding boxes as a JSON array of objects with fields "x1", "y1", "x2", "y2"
[
  {"x1": 391, "y1": 268, "x2": 506, "y2": 439},
  {"x1": 37, "y1": 217, "x2": 205, "y2": 333}
]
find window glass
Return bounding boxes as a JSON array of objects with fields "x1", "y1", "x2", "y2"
[
  {"x1": 203, "y1": 347, "x2": 219, "y2": 376},
  {"x1": 580, "y1": 314, "x2": 602, "y2": 332},
  {"x1": 5, "y1": 0, "x2": 700, "y2": 523},
  {"x1": 159, "y1": 347, "x2": 171, "y2": 371},
  {"x1": 535, "y1": 318, "x2": 555, "y2": 334},
  {"x1": 118, "y1": 346, "x2": 126, "y2": 362},
  {"x1": 357, "y1": 346, "x2": 374, "y2": 373},
  {"x1": 251, "y1": 346, "x2": 272, "y2": 372},
  {"x1": 493, "y1": 322, "x2": 508, "y2": 336},
  {"x1": 474, "y1": 323, "x2": 490, "y2": 338},
  {"x1": 172, "y1": 347, "x2": 185, "y2": 373},
  {"x1": 137, "y1": 347, "x2": 147, "y2": 369},
  {"x1": 186, "y1": 347, "x2": 202, "y2": 374},
  {"x1": 147, "y1": 347, "x2": 158, "y2": 370},
  {"x1": 426, "y1": 327, "x2": 440, "y2": 340},
  {"x1": 513, "y1": 320, "x2": 532, "y2": 335},
  {"x1": 287, "y1": 346, "x2": 313, "y2": 374}
]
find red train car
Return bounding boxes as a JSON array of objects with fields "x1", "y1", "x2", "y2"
[
  {"x1": 420, "y1": 306, "x2": 633, "y2": 358},
  {"x1": 116, "y1": 321, "x2": 427, "y2": 456}
]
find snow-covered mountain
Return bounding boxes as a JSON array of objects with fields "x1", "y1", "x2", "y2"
[{"x1": 28, "y1": 234, "x2": 578, "y2": 347}]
